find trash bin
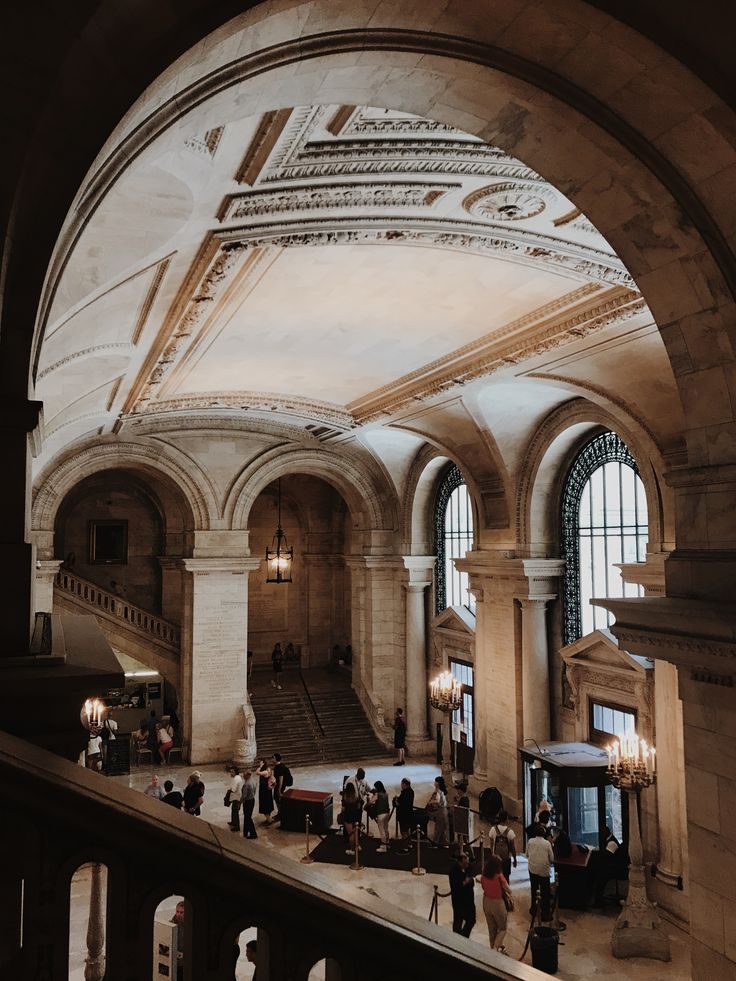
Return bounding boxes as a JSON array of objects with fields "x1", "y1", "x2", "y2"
[{"x1": 530, "y1": 926, "x2": 559, "y2": 974}]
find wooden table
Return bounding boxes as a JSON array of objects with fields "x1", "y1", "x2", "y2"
[{"x1": 278, "y1": 789, "x2": 334, "y2": 833}]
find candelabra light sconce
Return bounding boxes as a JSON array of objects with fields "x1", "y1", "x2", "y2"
[
  {"x1": 81, "y1": 698, "x2": 106, "y2": 731},
  {"x1": 606, "y1": 731, "x2": 670, "y2": 962},
  {"x1": 429, "y1": 671, "x2": 462, "y2": 779},
  {"x1": 266, "y1": 478, "x2": 293, "y2": 584}
]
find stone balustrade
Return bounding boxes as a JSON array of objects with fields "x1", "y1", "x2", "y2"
[
  {"x1": 55, "y1": 570, "x2": 180, "y2": 649},
  {"x1": 0, "y1": 729, "x2": 539, "y2": 981}
]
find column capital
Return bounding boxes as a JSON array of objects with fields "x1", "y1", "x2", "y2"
[
  {"x1": 519, "y1": 597, "x2": 550, "y2": 611},
  {"x1": 403, "y1": 580, "x2": 432, "y2": 593},
  {"x1": 522, "y1": 558, "x2": 565, "y2": 601},
  {"x1": 345, "y1": 554, "x2": 405, "y2": 572},
  {"x1": 183, "y1": 557, "x2": 261, "y2": 575},
  {"x1": 156, "y1": 555, "x2": 183, "y2": 570},
  {"x1": 402, "y1": 555, "x2": 435, "y2": 585},
  {"x1": 36, "y1": 559, "x2": 63, "y2": 576}
]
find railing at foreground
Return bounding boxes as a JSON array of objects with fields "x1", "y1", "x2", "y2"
[
  {"x1": 55, "y1": 570, "x2": 180, "y2": 649},
  {"x1": 0, "y1": 729, "x2": 543, "y2": 981}
]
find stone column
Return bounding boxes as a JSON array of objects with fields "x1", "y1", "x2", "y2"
[
  {"x1": 182, "y1": 541, "x2": 260, "y2": 763},
  {"x1": 520, "y1": 560, "x2": 564, "y2": 744},
  {"x1": 84, "y1": 863, "x2": 105, "y2": 981},
  {"x1": 619, "y1": 555, "x2": 689, "y2": 923},
  {"x1": 34, "y1": 559, "x2": 63, "y2": 614},
  {"x1": 519, "y1": 598, "x2": 552, "y2": 743},
  {"x1": 157, "y1": 555, "x2": 183, "y2": 625},
  {"x1": 402, "y1": 557, "x2": 434, "y2": 746}
]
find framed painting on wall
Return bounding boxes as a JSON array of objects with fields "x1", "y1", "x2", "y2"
[{"x1": 88, "y1": 520, "x2": 128, "y2": 565}]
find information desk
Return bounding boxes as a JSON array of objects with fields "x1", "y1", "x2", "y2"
[
  {"x1": 278, "y1": 789, "x2": 333, "y2": 833},
  {"x1": 554, "y1": 844, "x2": 594, "y2": 910}
]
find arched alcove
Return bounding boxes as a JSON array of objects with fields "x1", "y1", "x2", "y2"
[{"x1": 248, "y1": 474, "x2": 351, "y2": 668}]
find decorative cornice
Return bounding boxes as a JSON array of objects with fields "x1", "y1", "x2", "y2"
[
  {"x1": 133, "y1": 392, "x2": 355, "y2": 429},
  {"x1": 235, "y1": 109, "x2": 293, "y2": 185},
  {"x1": 220, "y1": 181, "x2": 455, "y2": 221},
  {"x1": 350, "y1": 287, "x2": 645, "y2": 422},
  {"x1": 343, "y1": 112, "x2": 464, "y2": 138}
]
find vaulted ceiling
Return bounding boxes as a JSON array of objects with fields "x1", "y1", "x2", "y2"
[{"x1": 34, "y1": 103, "x2": 681, "y2": 481}]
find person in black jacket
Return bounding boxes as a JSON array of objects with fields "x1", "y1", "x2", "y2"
[
  {"x1": 393, "y1": 777, "x2": 415, "y2": 852},
  {"x1": 449, "y1": 852, "x2": 476, "y2": 937}
]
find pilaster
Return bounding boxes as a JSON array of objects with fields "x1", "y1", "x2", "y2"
[
  {"x1": 402, "y1": 556, "x2": 435, "y2": 746},
  {"x1": 182, "y1": 554, "x2": 261, "y2": 763},
  {"x1": 595, "y1": 595, "x2": 736, "y2": 976}
]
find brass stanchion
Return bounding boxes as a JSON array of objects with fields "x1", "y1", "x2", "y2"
[
  {"x1": 349, "y1": 823, "x2": 364, "y2": 872},
  {"x1": 433, "y1": 884, "x2": 439, "y2": 923},
  {"x1": 300, "y1": 814, "x2": 314, "y2": 864},
  {"x1": 411, "y1": 826, "x2": 426, "y2": 876}
]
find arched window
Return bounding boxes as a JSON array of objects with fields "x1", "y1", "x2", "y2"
[
  {"x1": 435, "y1": 465, "x2": 475, "y2": 614},
  {"x1": 561, "y1": 432, "x2": 648, "y2": 644}
]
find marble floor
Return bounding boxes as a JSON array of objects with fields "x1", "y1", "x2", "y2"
[{"x1": 68, "y1": 756, "x2": 692, "y2": 980}]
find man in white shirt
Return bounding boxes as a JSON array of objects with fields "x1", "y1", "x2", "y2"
[
  {"x1": 86, "y1": 733, "x2": 103, "y2": 771},
  {"x1": 227, "y1": 766, "x2": 244, "y2": 832},
  {"x1": 527, "y1": 827, "x2": 555, "y2": 922}
]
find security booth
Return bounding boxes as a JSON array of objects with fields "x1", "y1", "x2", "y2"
[{"x1": 520, "y1": 740, "x2": 627, "y2": 909}]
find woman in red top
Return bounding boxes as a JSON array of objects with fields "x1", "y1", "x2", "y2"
[{"x1": 480, "y1": 855, "x2": 513, "y2": 954}]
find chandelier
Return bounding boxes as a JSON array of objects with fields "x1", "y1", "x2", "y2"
[
  {"x1": 429, "y1": 670, "x2": 462, "y2": 712},
  {"x1": 266, "y1": 478, "x2": 293, "y2": 584}
]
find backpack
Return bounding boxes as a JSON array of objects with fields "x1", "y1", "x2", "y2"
[
  {"x1": 493, "y1": 826, "x2": 511, "y2": 861},
  {"x1": 283, "y1": 766, "x2": 294, "y2": 788}
]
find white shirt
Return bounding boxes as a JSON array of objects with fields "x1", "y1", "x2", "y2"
[
  {"x1": 104, "y1": 718, "x2": 118, "y2": 741},
  {"x1": 230, "y1": 774, "x2": 244, "y2": 798},
  {"x1": 87, "y1": 735, "x2": 102, "y2": 755},
  {"x1": 527, "y1": 836, "x2": 555, "y2": 877}
]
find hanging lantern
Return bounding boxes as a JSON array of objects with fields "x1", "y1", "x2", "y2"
[{"x1": 265, "y1": 478, "x2": 293, "y2": 584}]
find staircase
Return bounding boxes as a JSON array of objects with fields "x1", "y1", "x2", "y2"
[
  {"x1": 53, "y1": 569, "x2": 180, "y2": 679},
  {"x1": 251, "y1": 668, "x2": 388, "y2": 767}
]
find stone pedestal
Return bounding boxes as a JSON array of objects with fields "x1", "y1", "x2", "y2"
[
  {"x1": 34, "y1": 559, "x2": 63, "y2": 614},
  {"x1": 611, "y1": 786, "x2": 671, "y2": 961},
  {"x1": 182, "y1": 555, "x2": 260, "y2": 763}
]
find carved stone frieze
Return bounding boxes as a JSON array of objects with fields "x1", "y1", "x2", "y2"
[
  {"x1": 343, "y1": 113, "x2": 464, "y2": 138},
  {"x1": 463, "y1": 182, "x2": 555, "y2": 222},
  {"x1": 222, "y1": 181, "x2": 454, "y2": 222},
  {"x1": 134, "y1": 392, "x2": 355, "y2": 429}
]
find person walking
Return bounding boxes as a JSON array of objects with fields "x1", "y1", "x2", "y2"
[
  {"x1": 393, "y1": 777, "x2": 415, "y2": 852},
  {"x1": 392, "y1": 708, "x2": 406, "y2": 765},
  {"x1": 256, "y1": 759, "x2": 275, "y2": 824},
  {"x1": 241, "y1": 769, "x2": 258, "y2": 839},
  {"x1": 481, "y1": 855, "x2": 513, "y2": 954},
  {"x1": 489, "y1": 810, "x2": 517, "y2": 882},
  {"x1": 271, "y1": 643, "x2": 284, "y2": 689},
  {"x1": 527, "y1": 824, "x2": 555, "y2": 922},
  {"x1": 227, "y1": 766, "x2": 244, "y2": 831},
  {"x1": 449, "y1": 852, "x2": 476, "y2": 937}
]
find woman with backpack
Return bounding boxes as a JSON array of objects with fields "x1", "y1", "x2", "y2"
[{"x1": 489, "y1": 810, "x2": 517, "y2": 882}]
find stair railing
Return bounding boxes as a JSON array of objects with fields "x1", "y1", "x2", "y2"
[
  {"x1": 55, "y1": 569, "x2": 180, "y2": 649},
  {"x1": 298, "y1": 668, "x2": 326, "y2": 761}
]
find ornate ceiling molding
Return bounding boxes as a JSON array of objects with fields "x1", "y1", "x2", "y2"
[
  {"x1": 349, "y1": 287, "x2": 647, "y2": 422},
  {"x1": 133, "y1": 392, "x2": 355, "y2": 430},
  {"x1": 37, "y1": 343, "x2": 133, "y2": 379},
  {"x1": 343, "y1": 113, "x2": 464, "y2": 138},
  {"x1": 235, "y1": 108, "x2": 294, "y2": 185},
  {"x1": 220, "y1": 181, "x2": 455, "y2": 222},
  {"x1": 184, "y1": 126, "x2": 224, "y2": 158},
  {"x1": 462, "y1": 182, "x2": 556, "y2": 222}
]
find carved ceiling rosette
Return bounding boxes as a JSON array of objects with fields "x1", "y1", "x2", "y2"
[{"x1": 462, "y1": 182, "x2": 554, "y2": 222}]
